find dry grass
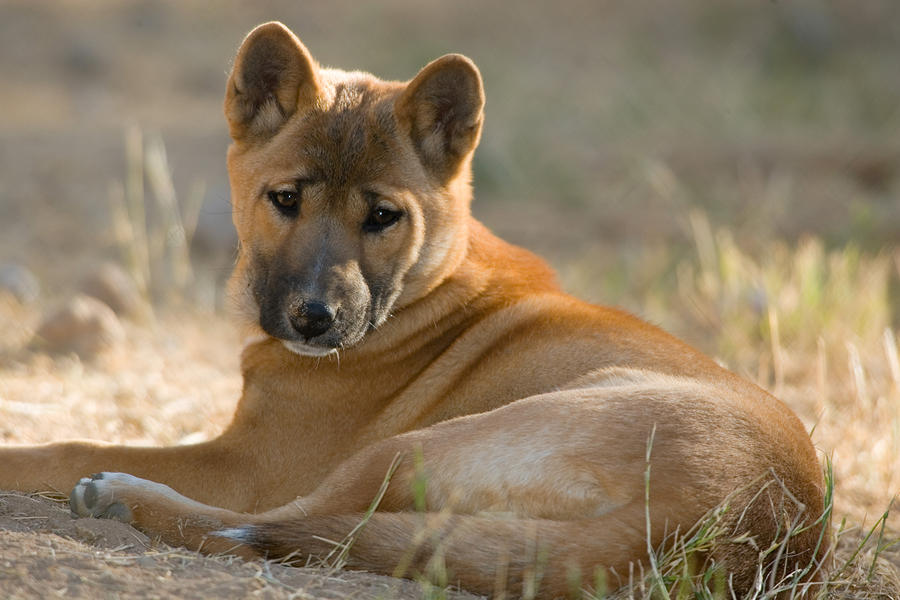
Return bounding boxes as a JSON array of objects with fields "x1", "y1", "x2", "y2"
[
  {"x1": 0, "y1": 299, "x2": 241, "y2": 448},
  {"x1": 685, "y1": 222, "x2": 899, "y2": 533},
  {"x1": 562, "y1": 175, "x2": 900, "y2": 534}
]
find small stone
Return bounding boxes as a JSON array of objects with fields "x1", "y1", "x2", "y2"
[
  {"x1": 33, "y1": 294, "x2": 125, "y2": 357},
  {"x1": 0, "y1": 264, "x2": 39, "y2": 303},
  {"x1": 80, "y1": 263, "x2": 143, "y2": 317}
]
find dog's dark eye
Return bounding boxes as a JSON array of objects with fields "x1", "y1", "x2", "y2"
[
  {"x1": 363, "y1": 206, "x2": 403, "y2": 233},
  {"x1": 267, "y1": 189, "x2": 300, "y2": 217}
]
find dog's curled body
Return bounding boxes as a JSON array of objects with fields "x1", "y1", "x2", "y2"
[{"x1": 0, "y1": 22, "x2": 828, "y2": 598}]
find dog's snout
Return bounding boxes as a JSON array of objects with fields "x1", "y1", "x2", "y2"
[{"x1": 288, "y1": 301, "x2": 336, "y2": 339}]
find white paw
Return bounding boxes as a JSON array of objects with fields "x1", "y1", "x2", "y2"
[{"x1": 69, "y1": 472, "x2": 147, "y2": 522}]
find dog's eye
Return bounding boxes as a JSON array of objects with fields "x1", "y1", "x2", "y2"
[
  {"x1": 267, "y1": 189, "x2": 300, "y2": 217},
  {"x1": 363, "y1": 206, "x2": 403, "y2": 233}
]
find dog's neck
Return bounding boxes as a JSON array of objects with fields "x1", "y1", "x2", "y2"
[
  {"x1": 240, "y1": 216, "x2": 560, "y2": 369},
  {"x1": 232, "y1": 216, "x2": 562, "y2": 453},
  {"x1": 353, "y1": 216, "x2": 560, "y2": 354}
]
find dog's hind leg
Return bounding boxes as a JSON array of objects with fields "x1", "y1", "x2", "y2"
[
  {"x1": 68, "y1": 389, "x2": 642, "y2": 551},
  {"x1": 68, "y1": 384, "x2": 826, "y2": 598},
  {"x1": 68, "y1": 392, "x2": 652, "y2": 596}
]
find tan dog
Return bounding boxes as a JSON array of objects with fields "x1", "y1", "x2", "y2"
[{"x1": 1, "y1": 22, "x2": 828, "y2": 598}]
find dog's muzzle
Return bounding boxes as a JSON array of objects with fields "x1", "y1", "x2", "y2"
[{"x1": 287, "y1": 300, "x2": 336, "y2": 339}]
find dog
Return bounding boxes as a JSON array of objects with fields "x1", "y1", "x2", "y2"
[{"x1": 1, "y1": 22, "x2": 829, "y2": 598}]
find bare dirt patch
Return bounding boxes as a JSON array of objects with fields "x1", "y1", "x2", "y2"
[
  {"x1": 0, "y1": 492, "x2": 149, "y2": 550},
  {"x1": 0, "y1": 493, "x2": 481, "y2": 600}
]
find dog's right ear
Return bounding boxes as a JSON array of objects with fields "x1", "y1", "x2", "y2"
[{"x1": 225, "y1": 22, "x2": 320, "y2": 142}]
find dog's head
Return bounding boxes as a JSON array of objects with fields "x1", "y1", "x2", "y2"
[{"x1": 224, "y1": 22, "x2": 484, "y2": 356}]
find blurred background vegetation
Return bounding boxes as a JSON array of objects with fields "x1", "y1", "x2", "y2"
[{"x1": 2, "y1": 1, "x2": 898, "y2": 301}]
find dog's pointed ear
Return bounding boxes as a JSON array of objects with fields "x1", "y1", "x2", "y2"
[
  {"x1": 225, "y1": 22, "x2": 320, "y2": 142},
  {"x1": 395, "y1": 54, "x2": 485, "y2": 182}
]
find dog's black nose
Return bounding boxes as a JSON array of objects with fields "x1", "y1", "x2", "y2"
[{"x1": 288, "y1": 301, "x2": 335, "y2": 339}]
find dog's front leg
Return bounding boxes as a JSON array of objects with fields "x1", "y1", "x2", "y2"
[
  {"x1": 67, "y1": 471, "x2": 268, "y2": 556},
  {"x1": 0, "y1": 436, "x2": 259, "y2": 511}
]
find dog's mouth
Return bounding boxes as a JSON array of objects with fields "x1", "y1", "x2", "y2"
[
  {"x1": 249, "y1": 266, "x2": 393, "y2": 357},
  {"x1": 260, "y1": 316, "x2": 350, "y2": 357},
  {"x1": 257, "y1": 303, "x2": 372, "y2": 357},
  {"x1": 280, "y1": 339, "x2": 340, "y2": 357}
]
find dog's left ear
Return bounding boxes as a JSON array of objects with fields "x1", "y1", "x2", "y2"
[
  {"x1": 225, "y1": 22, "x2": 320, "y2": 142},
  {"x1": 395, "y1": 54, "x2": 485, "y2": 182}
]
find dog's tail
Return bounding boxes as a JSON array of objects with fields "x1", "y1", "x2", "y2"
[
  {"x1": 220, "y1": 511, "x2": 636, "y2": 597},
  {"x1": 216, "y1": 501, "x2": 829, "y2": 598}
]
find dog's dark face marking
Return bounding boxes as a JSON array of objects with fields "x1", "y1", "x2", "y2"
[{"x1": 223, "y1": 23, "x2": 484, "y2": 356}]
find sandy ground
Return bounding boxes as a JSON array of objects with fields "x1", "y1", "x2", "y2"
[{"x1": 0, "y1": 494, "x2": 481, "y2": 600}]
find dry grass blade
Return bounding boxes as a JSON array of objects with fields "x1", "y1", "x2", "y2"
[
  {"x1": 321, "y1": 453, "x2": 403, "y2": 573},
  {"x1": 107, "y1": 125, "x2": 207, "y2": 306},
  {"x1": 883, "y1": 329, "x2": 900, "y2": 388}
]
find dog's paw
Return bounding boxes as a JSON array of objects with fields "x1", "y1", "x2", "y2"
[{"x1": 69, "y1": 472, "x2": 140, "y2": 522}]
